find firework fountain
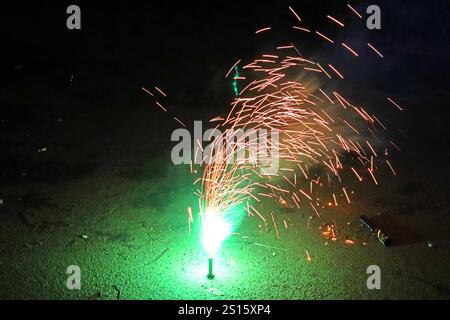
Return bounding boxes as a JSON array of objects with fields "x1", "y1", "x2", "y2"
[
  {"x1": 144, "y1": 4, "x2": 405, "y2": 278},
  {"x1": 192, "y1": 4, "x2": 404, "y2": 277}
]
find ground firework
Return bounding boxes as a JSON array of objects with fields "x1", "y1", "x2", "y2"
[{"x1": 194, "y1": 4, "x2": 403, "y2": 254}]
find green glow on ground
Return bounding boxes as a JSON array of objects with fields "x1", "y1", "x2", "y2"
[{"x1": 1, "y1": 152, "x2": 448, "y2": 300}]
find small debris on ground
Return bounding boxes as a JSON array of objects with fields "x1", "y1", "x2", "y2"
[
  {"x1": 112, "y1": 285, "x2": 121, "y2": 300},
  {"x1": 88, "y1": 292, "x2": 102, "y2": 300},
  {"x1": 344, "y1": 239, "x2": 355, "y2": 246}
]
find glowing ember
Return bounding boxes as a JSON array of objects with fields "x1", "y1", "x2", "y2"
[
  {"x1": 321, "y1": 222, "x2": 338, "y2": 241},
  {"x1": 344, "y1": 239, "x2": 355, "y2": 245}
]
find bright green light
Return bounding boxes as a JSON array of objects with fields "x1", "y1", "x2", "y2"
[
  {"x1": 232, "y1": 66, "x2": 239, "y2": 96},
  {"x1": 201, "y1": 208, "x2": 232, "y2": 257}
]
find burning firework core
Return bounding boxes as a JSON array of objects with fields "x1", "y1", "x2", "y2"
[
  {"x1": 201, "y1": 207, "x2": 237, "y2": 278},
  {"x1": 201, "y1": 207, "x2": 232, "y2": 258}
]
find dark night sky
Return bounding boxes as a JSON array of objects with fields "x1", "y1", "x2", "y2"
[{"x1": 1, "y1": 1, "x2": 449, "y2": 134}]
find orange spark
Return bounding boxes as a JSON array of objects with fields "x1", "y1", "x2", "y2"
[
  {"x1": 327, "y1": 15, "x2": 345, "y2": 27},
  {"x1": 315, "y1": 31, "x2": 335, "y2": 44},
  {"x1": 255, "y1": 27, "x2": 272, "y2": 34},
  {"x1": 343, "y1": 188, "x2": 351, "y2": 204},
  {"x1": 155, "y1": 101, "x2": 167, "y2": 112},
  {"x1": 173, "y1": 117, "x2": 186, "y2": 127},
  {"x1": 347, "y1": 4, "x2": 363, "y2": 19},
  {"x1": 342, "y1": 42, "x2": 359, "y2": 56},
  {"x1": 293, "y1": 26, "x2": 311, "y2": 33},
  {"x1": 387, "y1": 97, "x2": 404, "y2": 111},
  {"x1": 368, "y1": 43, "x2": 384, "y2": 58},
  {"x1": 141, "y1": 86, "x2": 154, "y2": 96},
  {"x1": 225, "y1": 59, "x2": 242, "y2": 79},
  {"x1": 289, "y1": 6, "x2": 302, "y2": 22},
  {"x1": 305, "y1": 250, "x2": 312, "y2": 262},
  {"x1": 155, "y1": 86, "x2": 167, "y2": 97},
  {"x1": 328, "y1": 64, "x2": 344, "y2": 79},
  {"x1": 271, "y1": 212, "x2": 280, "y2": 239},
  {"x1": 386, "y1": 160, "x2": 397, "y2": 176}
]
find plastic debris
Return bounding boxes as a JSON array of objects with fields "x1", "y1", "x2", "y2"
[{"x1": 360, "y1": 215, "x2": 391, "y2": 246}]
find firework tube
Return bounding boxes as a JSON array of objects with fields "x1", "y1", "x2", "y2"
[{"x1": 207, "y1": 258, "x2": 215, "y2": 279}]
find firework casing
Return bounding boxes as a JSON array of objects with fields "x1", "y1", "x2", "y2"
[
  {"x1": 375, "y1": 229, "x2": 391, "y2": 246},
  {"x1": 207, "y1": 258, "x2": 215, "y2": 279},
  {"x1": 360, "y1": 215, "x2": 391, "y2": 246}
]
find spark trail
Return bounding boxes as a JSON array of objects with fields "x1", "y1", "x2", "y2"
[{"x1": 191, "y1": 4, "x2": 405, "y2": 248}]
